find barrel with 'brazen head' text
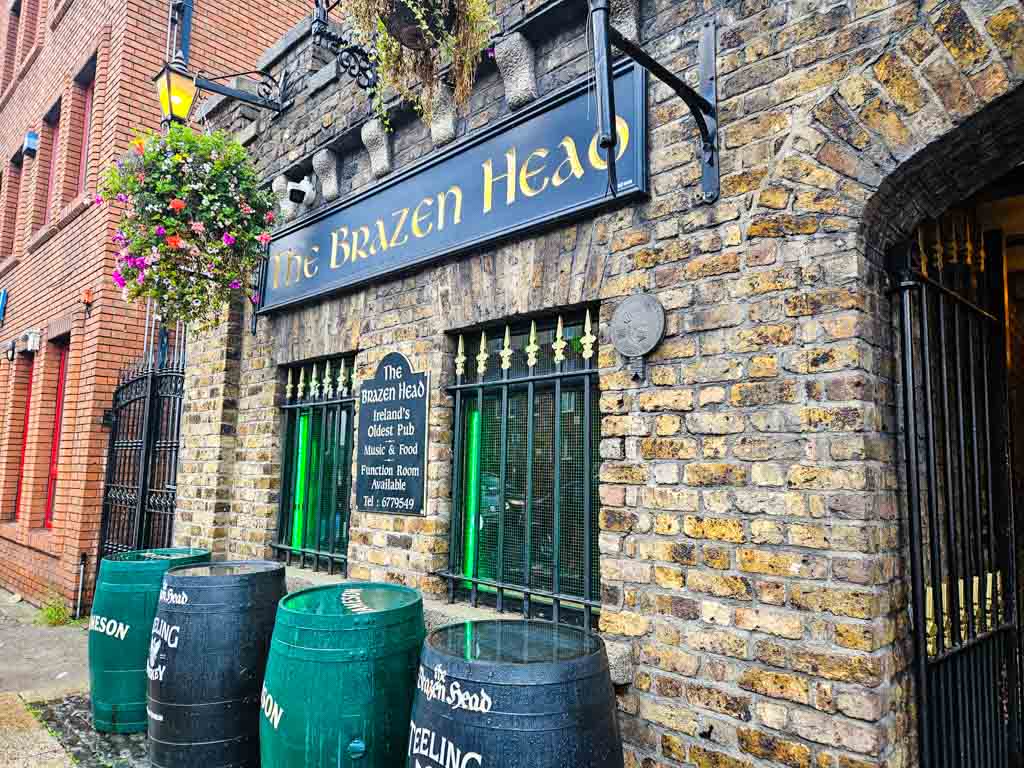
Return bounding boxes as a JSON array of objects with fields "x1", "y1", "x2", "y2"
[
  {"x1": 88, "y1": 548, "x2": 210, "y2": 733},
  {"x1": 407, "y1": 620, "x2": 624, "y2": 768},
  {"x1": 146, "y1": 561, "x2": 285, "y2": 768},
  {"x1": 260, "y1": 582, "x2": 425, "y2": 768}
]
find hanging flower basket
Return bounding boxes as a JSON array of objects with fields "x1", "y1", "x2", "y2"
[
  {"x1": 345, "y1": 0, "x2": 496, "y2": 125},
  {"x1": 383, "y1": 0, "x2": 456, "y2": 50},
  {"x1": 100, "y1": 124, "x2": 274, "y2": 328}
]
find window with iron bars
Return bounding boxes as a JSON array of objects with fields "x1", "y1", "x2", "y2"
[
  {"x1": 444, "y1": 311, "x2": 601, "y2": 629},
  {"x1": 274, "y1": 355, "x2": 356, "y2": 574}
]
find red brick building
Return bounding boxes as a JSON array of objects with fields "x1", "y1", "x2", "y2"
[{"x1": 0, "y1": 0, "x2": 308, "y2": 608}]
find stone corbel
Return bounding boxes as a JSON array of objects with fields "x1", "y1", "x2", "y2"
[
  {"x1": 430, "y1": 86, "x2": 457, "y2": 148},
  {"x1": 611, "y1": 0, "x2": 640, "y2": 42},
  {"x1": 361, "y1": 119, "x2": 392, "y2": 179},
  {"x1": 272, "y1": 175, "x2": 299, "y2": 222},
  {"x1": 495, "y1": 32, "x2": 538, "y2": 110},
  {"x1": 312, "y1": 147, "x2": 341, "y2": 203}
]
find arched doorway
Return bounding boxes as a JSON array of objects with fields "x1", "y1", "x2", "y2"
[{"x1": 873, "y1": 85, "x2": 1024, "y2": 768}]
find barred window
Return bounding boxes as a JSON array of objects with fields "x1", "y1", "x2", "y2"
[
  {"x1": 275, "y1": 355, "x2": 355, "y2": 574},
  {"x1": 445, "y1": 311, "x2": 600, "y2": 628}
]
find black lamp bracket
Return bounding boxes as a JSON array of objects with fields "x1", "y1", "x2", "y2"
[
  {"x1": 311, "y1": 0, "x2": 379, "y2": 92},
  {"x1": 588, "y1": 1, "x2": 719, "y2": 204},
  {"x1": 167, "y1": 0, "x2": 291, "y2": 114},
  {"x1": 194, "y1": 69, "x2": 292, "y2": 113}
]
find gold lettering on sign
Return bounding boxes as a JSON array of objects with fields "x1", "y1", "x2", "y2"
[
  {"x1": 588, "y1": 116, "x2": 630, "y2": 171},
  {"x1": 482, "y1": 148, "x2": 517, "y2": 213},
  {"x1": 390, "y1": 207, "x2": 410, "y2": 248},
  {"x1": 330, "y1": 226, "x2": 350, "y2": 268},
  {"x1": 412, "y1": 197, "x2": 434, "y2": 238},
  {"x1": 519, "y1": 149, "x2": 549, "y2": 198},
  {"x1": 273, "y1": 249, "x2": 303, "y2": 289},
  {"x1": 436, "y1": 186, "x2": 462, "y2": 231},
  {"x1": 303, "y1": 251, "x2": 319, "y2": 279},
  {"x1": 351, "y1": 225, "x2": 372, "y2": 261},
  {"x1": 552, "y1": 137, "x2": 585, "y2": 188}
]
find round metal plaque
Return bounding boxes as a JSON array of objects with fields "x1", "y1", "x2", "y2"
[{"x1": 610, "y1": 294, "x2": 666, "y2": 358}]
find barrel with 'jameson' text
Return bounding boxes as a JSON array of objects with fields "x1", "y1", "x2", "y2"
[
  {"x1": 88, "y1": 548, "x2": 210, "y2": 733},
  {"x1": 407, "y1": 620, "x2": 623, "y2": 768},
  {"x1": 260, "y1": 582, "x2": 425, "y2": 768},
  {"x1": 146, "y1": 561, "x2": 285, "y2": 768}
]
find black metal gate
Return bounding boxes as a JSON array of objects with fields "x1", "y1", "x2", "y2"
[
  {"x1": 98, "y1": 309, "x2": 186, "y2": 557},
  {"x1": 894, "y1": 223, "x2": 1021, "y2": 767}
]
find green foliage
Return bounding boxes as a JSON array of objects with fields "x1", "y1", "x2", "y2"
[
  {"x1": 36, "y1": 592, "x2": 72, "y2": 627},
  {"x1": 345, "y1": 0, "x2": 496, "y2": 126},
  {"x1": 100, "y1": 124, "x2": 275, "y2": 327}
]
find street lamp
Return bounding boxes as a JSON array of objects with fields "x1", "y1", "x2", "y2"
[
  {"x1": 155, "y1": 0, "x2": 292, "y2": 127},
  {"x1": 153, "y1": 55, "x2": 199, "y2": 125},
  {"x1": 4, "y1": 341, "x2": 15, "y2": 363}
]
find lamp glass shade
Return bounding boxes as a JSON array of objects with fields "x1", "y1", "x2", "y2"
[{"x1": 154, "y1": 63, "x2": 198, "y2": 123}]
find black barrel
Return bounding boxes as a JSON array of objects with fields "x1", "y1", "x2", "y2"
[
  {"x1": 407, "y1": 620, "x2": 623, "y2": 768},
  {"x1": 146, "y1": 561, "x2": 286, "y2": 768}
]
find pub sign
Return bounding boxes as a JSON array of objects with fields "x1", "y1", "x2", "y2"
[
  {"x1": 356, "y1": 352, "x2": 429, "y2": 516},
  {"x1": 262, "y1": 62, "x2": 648, "y2": 312}
]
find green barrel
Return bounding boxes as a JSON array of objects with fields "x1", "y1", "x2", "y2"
[
  {"x1": 88, "y1": 548, "x2": 210, "y2": 733},
  {"x1": 260, "y1": 582, "x2": 425, "y2": 768}
]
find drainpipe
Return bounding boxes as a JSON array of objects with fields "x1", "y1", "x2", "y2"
[{"x1": 75, "y1": 553, "x2": 88, "y2": 619}]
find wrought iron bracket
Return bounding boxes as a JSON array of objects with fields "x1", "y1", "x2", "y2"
[
  {"x1": 194, "y1": 69, "x2": 293, "y2": 113},
  {"x1": 588, "y1": 0, "x2": 719, "y2": 204},
  {"x1": 168, "y1": 0, "x2": 292, "y2": 113},
  {"x1": 311, "y1": 0, "x2": 379, "y2": 92}
]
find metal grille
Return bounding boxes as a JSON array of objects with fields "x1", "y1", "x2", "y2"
[
  {"x1": 894, "y1": 221, "x2": 1021, "y2": 767},
  {"x1": 273, "y1": 355, "x2": 355, "y2": 574},
  {"x1": 444, "y1": 312, "x2": 601, "y2": 629},
  {"x1": 99, "y1": 309, "x2": 186, "y2": 557}
]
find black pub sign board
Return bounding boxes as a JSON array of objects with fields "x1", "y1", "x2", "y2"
[
  {"x1": 261, "y1": 62, "x2": 648, "y2": 312},
  {"x1": 356, "y1": 352, "x2": 429, "y2": 516}
]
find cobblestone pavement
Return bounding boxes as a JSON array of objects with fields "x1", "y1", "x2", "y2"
[{"x1": 34, "y1": 695, "x2": 147, "y2": 768}]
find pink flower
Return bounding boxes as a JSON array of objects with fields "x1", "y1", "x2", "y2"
[
  {"x1": 265, "y1": 211, "x2": 275, "y2": 224},
  {"x1": 136, "y1": 272, "x2": 146, "y2": 285},
  {"x1": 93, "y1": 194, "x2": 104, "y2": 205},
  {"x1": 112, "y1": 270, "x2": 126, "y2": 288},
  {"x1": 258, "y1": 232, "x2": 272, "y2": 246},
  {"x1": 240, "y1": 202, "x2": 255, "y2": 215},
  {"x1": 230, "y1": 280, "x2": 241, "y2": 290},
  {"x1": 191, "y1": 221, "x2": 205, "y2": 234},
  {"x1": 222, "y1": 233, "x2": 236, "y2": 246}
]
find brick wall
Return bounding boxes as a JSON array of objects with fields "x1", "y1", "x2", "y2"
[
  {"x1": 183, "y1": 1, "x2": 1024, "y2": 766},
  {"x1": 0, "y1": 0, "x2": 308, "y2": 608}
]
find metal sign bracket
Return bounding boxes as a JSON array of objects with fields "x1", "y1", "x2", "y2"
[{"x1": 589, "y1": 1, "x2": 719, "y2": 204}]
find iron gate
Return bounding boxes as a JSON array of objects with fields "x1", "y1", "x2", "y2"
[
  {"x1": 894, "y1": 225, "x2": 1021, "y2": 767},
  {"x1": 98, "y1": 310, "x2": 186, "y2": 557}
]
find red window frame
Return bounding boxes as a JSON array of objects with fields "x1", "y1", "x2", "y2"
[
  {"x1": 44, "y1": 345, "x2": 68, "y2": 528},
  {"x1": 13, "y1": 355, "x2": 33, "y2": 521},
  {"x1": 42, "y1": 116, "x2": 60, "y2": 223},
  {"x1": 77, "y1": 80, "x2": 93, "y2": 194}
]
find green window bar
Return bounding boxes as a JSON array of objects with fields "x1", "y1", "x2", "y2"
[
  {"x1": 275, "y1": 355, "x2": 356, "y2": 575},
  {"x1": 445, "y1": 312, "x2": 601, "y2": 630}
]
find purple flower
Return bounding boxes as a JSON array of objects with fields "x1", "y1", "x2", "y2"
[
  {"x1": 116, "y1": 193, "x2": 130, "y2": 203},
  {"x1": 112, "y1": 269, "x2": 126, "y2": 288},
  {"x1": 230, "y1": 280, "x2": 241, "y2": 290},
  {"x1": 250, "y1": 292, "x2": 261, "y2": 305},
  {"x1": 93, "y1": 194, "x2": 104, "y2": 205},
  {"x1": 222, "y1": 233, "x2": 236, "y2": 246},
  {"x1": 155, "y1": 225, "x2": 166, "y2": 237},
  {"x1": 136, "y1": 272, "x2": 146, "y2": 285}
]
